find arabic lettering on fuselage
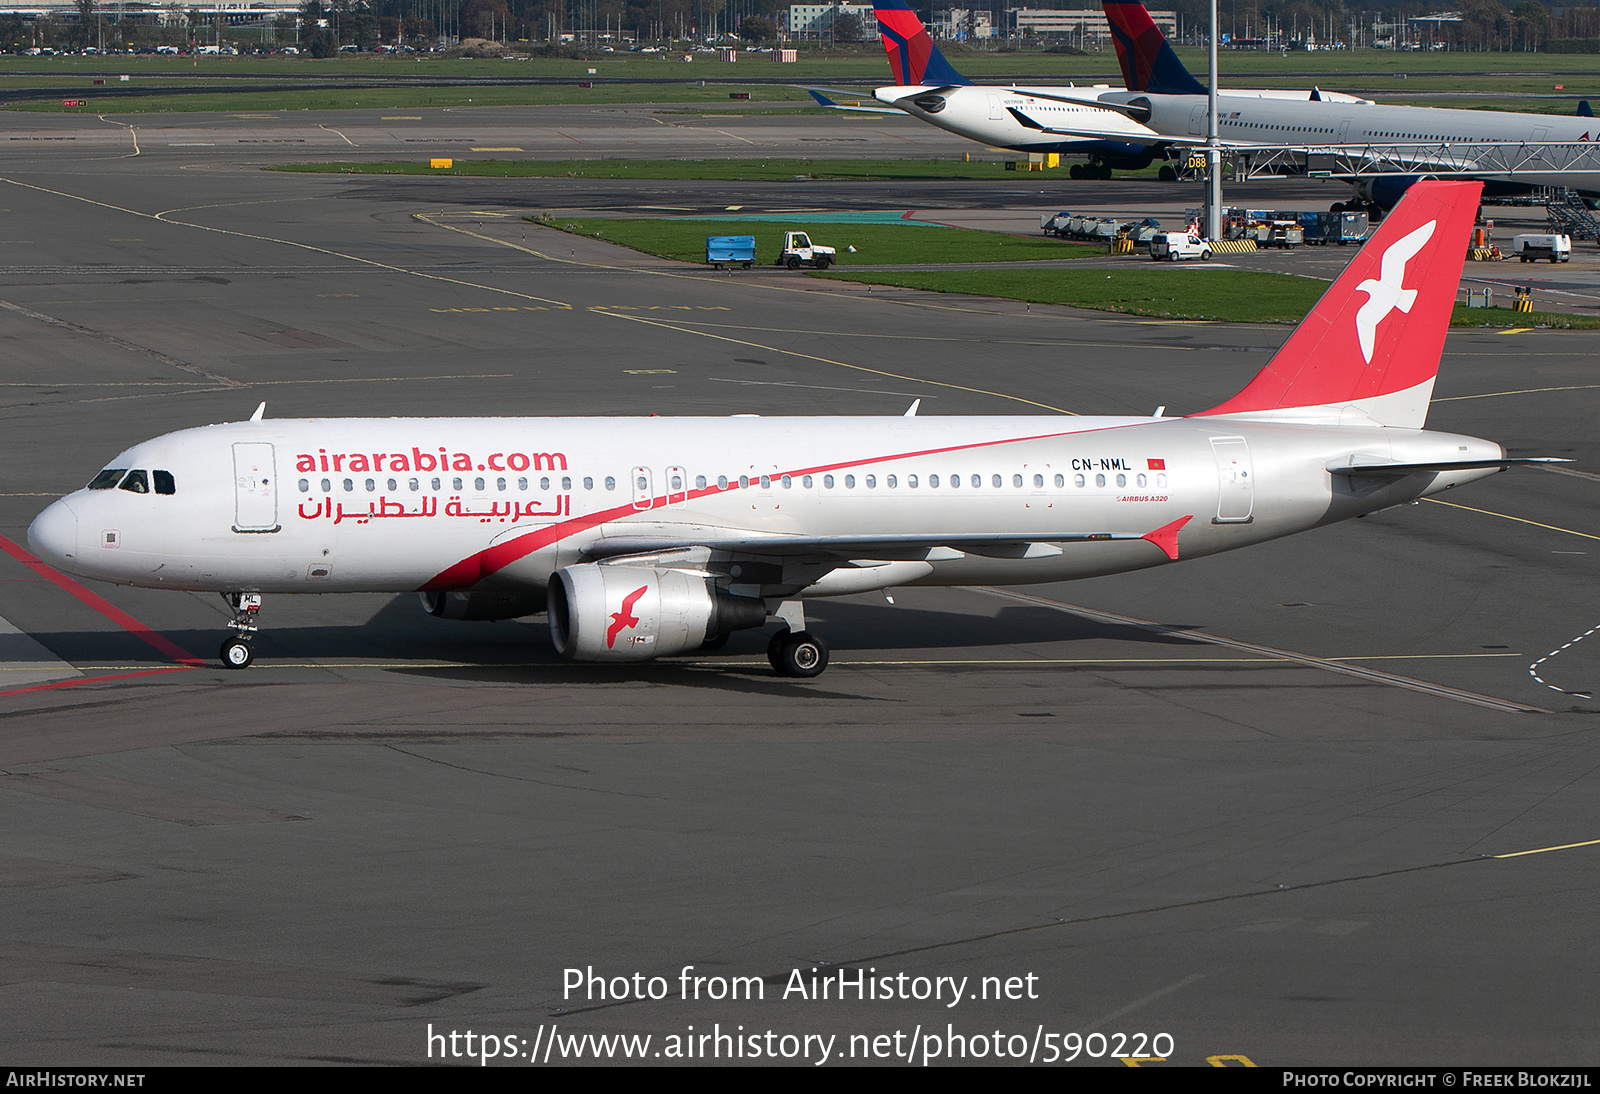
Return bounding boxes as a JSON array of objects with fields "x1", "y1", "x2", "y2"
[
  {"x1": 295, "y1": 495, "x2": 571, "y2": 524},
  {"x1": 294, "y1": 447, "x2": 569, "y2": 474}
]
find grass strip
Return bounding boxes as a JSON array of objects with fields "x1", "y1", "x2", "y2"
[
  {"x1": 546, "y1": 216, "x2": 1103, "y2": 265},
  {"x1": 818, "y1": 267, "x2": 1600, "y2": 328}
]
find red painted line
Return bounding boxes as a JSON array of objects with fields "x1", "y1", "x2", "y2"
[
  {"x1": 900, "y1": 209, "x2": 918, "y2": 219},
  {"x1": 421, "y1": 427, "x2": 1111, "y2": 590},
  {"x1": 0, "y1": 666, "x2": 197, "y2": 699},
  {"x1": 0, "y1": 533, "x2": 207, "y2": 666}
]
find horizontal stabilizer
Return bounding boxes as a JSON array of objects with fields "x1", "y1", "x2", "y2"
[
  {"x1": 804, "y1": 88, "x2": 905, "y2": 114},
  {"x1": 1328, "y1": 457, "x2": 1569, "y2": 477}
]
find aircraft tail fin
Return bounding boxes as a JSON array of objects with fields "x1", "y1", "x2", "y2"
[
  {"x1": 871, "y1": 0, "x2": 972, "y2": 86},
  {"x1": 1103, "y1": 1, "x2": 1206, "y2": 96},
  {"x1": 1193, "y1": 180, "x2": 1482, "y2": 429}
]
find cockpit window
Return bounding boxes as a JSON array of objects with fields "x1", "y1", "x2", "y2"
[
  {"x1": 118, "y1": 469, "x2": 149, "y2": 494},
  {"x1": 87, "y1": 469, "x2": 126, "y2": 490},
  {"x1": 153, "y1": 470, "x2": 175, "y2": 495}
]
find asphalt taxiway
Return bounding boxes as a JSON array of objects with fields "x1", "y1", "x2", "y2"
[{"x1": 1, "y1": 104, "x2": 1598, "y2": 1067}]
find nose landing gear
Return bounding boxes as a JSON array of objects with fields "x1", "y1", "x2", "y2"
[{"x1": 219, "y1": 592, "x2": 261, "y2": 669}]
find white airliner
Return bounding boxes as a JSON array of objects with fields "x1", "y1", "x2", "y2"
[
  {"x1": 856, "y1": 0, "x2": 1600, "y2": 205},
  {"x1": 1080, "y1": 1, "x2": 1600, "y2": 208},
  {"x1": 832, "y1": 0, "x2": 1368, "y2": 178},
  {"x1": 28, "y1": 181, "x2": 1549, "y2": 677}
]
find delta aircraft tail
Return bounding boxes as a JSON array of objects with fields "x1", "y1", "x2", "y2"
[
  {"x1": 871, "y1": 0, "x2": 972, "y2": 86},
  {"x1": 1196, "y1": 180, "x2": 1482, "y2": 429},
  {"x1": 1102, "y1": 0, "x2": 1206, "y2": 96}
]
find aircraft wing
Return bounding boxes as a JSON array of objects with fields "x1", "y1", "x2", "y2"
[
  {"x1": 1004, "y1": 106, "x2": 1204, "y2": 147},
  {"x1": 992, "y1": 87, "x2": 1156, "y2": 120},
  {"x1": 583, "y1": 516, "x2": 1196, "y2": 563},
  {"x1": 804, "y1": 88, "x2": 907, "y2": 114}
]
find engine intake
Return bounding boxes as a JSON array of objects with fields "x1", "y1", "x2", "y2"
[{"x1": 548, "y1": 564, "x2": 768, "y2": 661}]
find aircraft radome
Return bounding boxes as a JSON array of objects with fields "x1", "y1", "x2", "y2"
[{"x1": 28, "y1": 181, "x2": 1553, "y2": 678}]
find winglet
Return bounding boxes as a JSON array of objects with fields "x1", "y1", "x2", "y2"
[
  {"x1": 1142, "y1": 515, "x2": 1193, "y2": 560},
  {"x1": 904, "y1": 399, "x2": 921, "y2": 417},
  {"x1": 250, "y1": 401, "x2": 266, "y2": 422},
  {"x1": 806, "y1": 88, "x2": 839, "y2": 108}
]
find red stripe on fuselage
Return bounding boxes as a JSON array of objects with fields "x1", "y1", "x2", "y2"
[{"x1": 420, "y1": 423, "x2": 1152, "y2": 590}]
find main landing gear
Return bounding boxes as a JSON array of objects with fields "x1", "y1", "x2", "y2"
[
  {"x1": 767, "y1": 628, "x2": 829, "y2": 678},
  {"x1": 219, "y1": 592, "x2": 261, "y2": 669},
  {"x1": 764, "y1": 598, "x2": 829, "y2": 678}
]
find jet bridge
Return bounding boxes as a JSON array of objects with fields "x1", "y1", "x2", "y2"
[{"x1": 1220, "y1": 139, "x2": 1600, "y2": 189}]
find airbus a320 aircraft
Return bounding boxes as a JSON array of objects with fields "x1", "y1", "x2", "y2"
[{"x1": 29, "y1": 182, "x2": 1549, "y2": 678}]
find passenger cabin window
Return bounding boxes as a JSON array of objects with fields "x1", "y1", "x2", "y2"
[
  {"x1": 88, "y1": 469, "x2": 127, "y2": 490},
  {"x1": 118, "y1": 469, "x2": 149, "y2": 494}
]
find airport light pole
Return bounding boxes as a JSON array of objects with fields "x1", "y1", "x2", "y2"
[{"x1": 1206, "y1": 0, "x2": 1222, "y2": 242}]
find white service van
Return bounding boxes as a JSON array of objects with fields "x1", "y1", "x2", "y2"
[
  {"x1": 1511, "y1": 233, "x2": 1571, "y2": 263},
  {"x1": 1149, "y1": 232, "x2": 1212, "y2": 262}
]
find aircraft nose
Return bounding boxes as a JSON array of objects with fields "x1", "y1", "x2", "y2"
[{"x1": 28, "y1": 498, "x2": 79, "y2": 567}]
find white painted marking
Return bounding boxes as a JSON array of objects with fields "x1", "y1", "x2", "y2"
[
  {"x1": 0, "y1": 613, "x2": 80, "y2": 688},
  {"x1": 1528, "y1": 622, "x2": 1600, "y2": 696}
]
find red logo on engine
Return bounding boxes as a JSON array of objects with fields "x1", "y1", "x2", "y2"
[{"x1": 606, "y1": 585, "x2": 649, "y2": 649}]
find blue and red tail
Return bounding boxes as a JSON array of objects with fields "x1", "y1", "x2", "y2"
[
  {"x1": 1103, "y1": 1, "x2": 1205, "y2": 96},
  {"x1": 871, "y1": 0, "x2": 971, "y2": 86}
]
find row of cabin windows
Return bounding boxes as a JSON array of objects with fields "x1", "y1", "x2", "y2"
[
  {"x1": 87, "y1": 468, "x2": 176, "y2": 495},
  {"x1": 298, "y1": 471, "x2": 1171, "y2": 495},
  {"x1": 701, "y1": 471, "x2": 1166, "y2": 491},
  {"x1": 301, "y1": 475, "x2": 592, "y2": 494},
  {"x1": 1225, "y1": 120, "x2": 1491, "y2": 143}
]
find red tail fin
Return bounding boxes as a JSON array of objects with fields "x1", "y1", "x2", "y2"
[{"x1": 1196, "y1": 180, "x2": 1481, "y2": 428}]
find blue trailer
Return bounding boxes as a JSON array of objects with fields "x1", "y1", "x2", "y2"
[{"x1": 706, "y1": 235, "x2": 756, "y2": 269}]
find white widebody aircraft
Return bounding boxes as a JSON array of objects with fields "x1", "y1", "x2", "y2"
[
  {"x1": 28, "y1": 182, "x2": 1547, "y2": 677},
  {"x1": 840, "y1": 0, "x2": 1368, "y2": 178},
  {"x1": 857, "y1": 0, "x2": 1600, "y2": 204},
  {"x1": 1080, "y1": 1, "x2": 1600, "y2": 208}
]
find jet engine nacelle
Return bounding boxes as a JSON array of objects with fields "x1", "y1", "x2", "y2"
[
  {"x1": 547, "y1": 564, "x2": 768, "y2": 661},
  {"x1": 1361, "y1": 174, "x2": 1424, "y2": 211},
  {"x1": 419, "y1": 589, "x2": 546, "y2": 621}
]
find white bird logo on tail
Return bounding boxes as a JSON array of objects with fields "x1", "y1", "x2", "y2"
[{"x1": 1354, "y1": 219, "x2": 1436, "y2": 363}]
